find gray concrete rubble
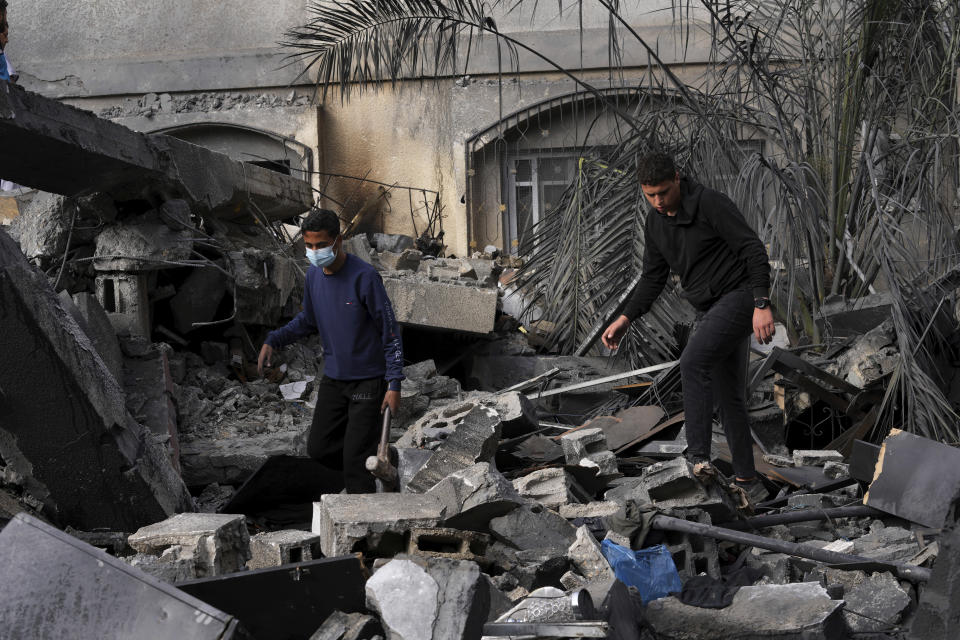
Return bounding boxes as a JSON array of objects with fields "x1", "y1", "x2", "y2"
[
  {"x1": 645, "y1": 583, "x2": 847, "y2": 639},
  {"x1": 405, "y1": 406, "x2": 502, "y2": 494},
  {"x1": 127, "y1": 513, "x2": 250, "y2": 578},
  {"x1": 792, "y1": 450, "x2": 844, "y2": 467},
  {"x1": 566, "y1": 526, "x2": 614, "y2": 584},
  {"x1": 313, "y1": 493, "x2": 445, "y2": 557},
  {"x1": 512, "y1": 468, "x2": 573, "y2": 510},
  {"x1": 560, "y1": 428, "x2": 620, "y2": 478},
  {"x1": 426, "y1": 462, "x2": 523, "y2": 529},
  {"x1": 0, "y1": 83, "x2": 311, "y2": 220},
  {"x1": 489, "y1": 504, "x2": 578, "y2": 555},
  {"x1": 365, "y1": 556, "x2": 492, "y2": 640},
  {"x1": 0, "y1": 228, "x2": 194, "y2": 531},
  {"x1": 247, "y1": 529, "x2": 323, "y2": 569},
  {"x1": 310, "y1": 610, "x2": 383, "y2": 640},
  {"x1": 382, "y1": 276, "x2": 498, "y2": 334}
]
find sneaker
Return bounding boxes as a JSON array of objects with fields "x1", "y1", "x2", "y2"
[{"x1": 733, "y1": 477, "x2": 769, "y2": 504}]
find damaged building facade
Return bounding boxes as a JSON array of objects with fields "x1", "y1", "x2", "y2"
[{"x1": 3, "y1": 0, "x2": 960, "y2": 639}]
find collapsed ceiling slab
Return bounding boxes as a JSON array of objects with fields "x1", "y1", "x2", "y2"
[{"x1": 0, "y1": 83, "x2": 312, "y2": 221}]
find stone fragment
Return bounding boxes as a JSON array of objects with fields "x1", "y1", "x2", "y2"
[
  {"x1": 248, "y1": 529, "x2": 323, "y2": 569},
  {"x1": 128, "y1": 513, "x2": 250, "y2": 577},
  {"x1": 406, "y1": 406, "x2": 501, "y2": 493},
  {"x1": 426, "y1": 462, "x2": 522, "y2": 529},
  {"x1": 383, "y1": 276, "x2": 498, "y2": 334},
  {"x1": 645, "y1": 583, "x2": 845, "y2": 638},
  {"x1": 493, "y1": 391, "x2": 538, "y2": 438},
  {"x1": 793, "y1": 450, "x2": 844, "y2": 467},
  {"x1": 309, "y1": 610, "x2": 383, "y2": 640},
  {"x1": 344, "y1": 235, "x2": 376, "y2": 265},
  {"x1": 823, "y1": 461, "x2": 850, "y2": 479},
  {"x1": 851, "y1": 524, "x2": 918, "y2": 564},
  {"x1": 560, "y1": 428, "x2": 608, "y2": 464},
  {"x1": 560, "y1": 571, "x2": 588, "y2": 590},
  {"x1": 643, "y1": 457, "x2": 703, "y2": 501},
  {"x1": 125, "y1": 550, "x2": 197, "y2": 583},
  {"x1": 228, "y1": 248, "x2": 298, "y2": 326},
  {"x1": 559, "y1": 501, "x2": 621, "y2": 519},
  {"x1": 489, "y1": 504, "x2": 578, "y2": 554},
  {"x1": 746, "y1": 550, "x2": 793, "y2": 584},
  {"x1": 313, "y1": 493, "x2": 444, "y2": 557},
  {"x1": 371, "y1": 233, "x2": 416, "y2": 254},
  {"x1": 827, "y1": 570, "x2": 910, "y2": 634},
  {"x1": 512, "y1": 468, "x2": 572, "y2": 510},
  {"x1": 379, "y1": 249, "x2": 422, "y2": 272},
  {"x1": 365, "y1": 556, "x2": 491, "y2": 640},
  {"x1": 567, "y1": 526, "x2": 614, "y2": 583}
]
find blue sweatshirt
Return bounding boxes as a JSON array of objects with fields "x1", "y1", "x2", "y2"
[{"x1": 266, "y1": 254, "x2": 404, "y2": 391}]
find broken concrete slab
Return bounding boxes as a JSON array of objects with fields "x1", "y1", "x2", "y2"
[
  {"x1": 128, "y1": 513, "x2": 250, "y2": 578},
  {"x1": 645, "y1": 583, "x2": 846, "y2": 639},
  {"x1": 558, "y1": 501, "x2": 621, "y2": 519},
  {"x1": 398, "y1": 448, "x2": 435, "y2": 493},
  {"x1": 310, "y1": 610, "x2": 383, "y2": 640},
  {"x1": 379, "y1": 249, "x2": 422, "y2": 272},
  {"x1": 313, "y1": 493, "x2": 445, "y2": 557},
  {"x1": 512, "y1": 468, "x2": 572, "y2": 510},
  {"x1": 793, "y1": 450, "x2": 844, "y2": 467},
  {"x1": 229, "y1": 248, "x2": 299, "y2": 326},
  {"x1": 643, "y1": 457, "x2": 703, "y2": 502},
  {"x1": 70, "y1": 291, "x2": 125, "y2": 385},
  {"x1": 0, "y1": 229, "x2": 193, "y2": 531},
  {"x1": 824, "y1": 569, "x2": 910, "y2": 634},
  {"x1": 567, "y1": 526, "x2": 614, "y2": 584},
  {"x1": 123, "y1": 344, "x2": 181, "y2": 470},
  {"x1": 406, "y1": 406, "x2": 502, "y2": 493},
  {"x1": 371, "y1": 233, "x2": 415, "y2": 254},
  {"x1": 179, "y1": 429, "x2": 305, "y2": 486},
  {"x1": 489, "y1": 504, "x2": 578, "y2": 554},
  {"x1": 93, "y1": 205, "x2": 195, "y2": 272},
  {"x1": 169, "y1": 265, "x2": 228, "y2": 334},
  {"x1": 344, "y1": 235, "x2": 376, "y2": 265},
  {"x1": 426, "y1": 462, "x2": 523, "y2": 529},
  {"x1": 382, "y1": 276, "x2": 498, "y2": 334},
  {"x1": 493, "y1": 391, "x2": 538, "y2": 438},
  {"x1": 0, "y1": 83, "x2": 311, "y2": 220},
  {"x1": 366, "y1": 556, "x2": 491, "y2": 640},
  {"x1": 248, "y1": 529, "x2": 323, "y2": 570}
]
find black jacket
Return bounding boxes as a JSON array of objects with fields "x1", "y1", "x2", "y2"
[{"x1": 623, "y1": 178, "x2": 770, "y2": 319}]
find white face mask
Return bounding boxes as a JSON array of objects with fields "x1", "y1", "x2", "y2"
[{"x1": 306, "y1": 243, "x2": 337, "y2": 268}]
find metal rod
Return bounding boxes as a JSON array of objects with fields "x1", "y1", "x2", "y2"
[
  {"x1": 526, "y1": 361, "x2": 678, "y2": 400},
  {"x1": 718, "y1": 505, "x2": 881, "y2": 530},
  {"x1": 651, "y1": 514, "x2": 931, "y2": 583}
]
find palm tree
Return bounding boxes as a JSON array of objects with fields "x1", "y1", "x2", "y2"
[{"x1": 285, "y1": 0, "x2": 960, "y2": 441}]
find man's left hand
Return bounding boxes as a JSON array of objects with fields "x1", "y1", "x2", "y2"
[
  {"x1": 753, "y1": 307, "x2": 776, "y2": 344},
  {"x1": 381, "y1": 389, "x2": 400, "y2": 415}
]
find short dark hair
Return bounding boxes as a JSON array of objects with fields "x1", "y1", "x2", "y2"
[
  {"x1": 637, "y1": 152, "x2": 677, "y2": 186},
  {"x1": 301, "y1": 207, "x2": 341, "y2": 237},
  {"x1": 0, "y1": 1, "x2": 7, "y2": 12}
]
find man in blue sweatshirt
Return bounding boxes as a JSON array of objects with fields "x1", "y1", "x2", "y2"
[{"x1": 258, "y1": 208, "x2": 404, "y2": 493}]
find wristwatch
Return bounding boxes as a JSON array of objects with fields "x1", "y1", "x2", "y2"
[{"x1": 754, "y1": 297, "x2": 771, "y2": 309}]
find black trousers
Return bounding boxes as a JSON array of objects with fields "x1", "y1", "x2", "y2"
[
  {"x1": 308, "y1": 375, "x2": 386, "y2": 493},
  {"x1": 680, "y1": 287, "x2": 757, "y2": 479}
]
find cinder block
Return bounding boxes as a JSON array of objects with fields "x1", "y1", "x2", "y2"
[
  {"x1": 128, "y1": 513, "x2": 250, "y2": 577},
  {"x1": 644, "y1": 457, "x2": 702, "y2": 501},
  {"x1": 407, "y1": 527, "x2": 490, "y2": 563},
  {"x1": 560, "y1": 428, "x2": 608, "y2": 464},
  {"x1": 661, "y1": 509, "x2": 720, "y2": 579},
  {"x1": 313, "y1": 493, "x2": 444, "y2": 557},
  {"x1": 248, "y1": 530, "x2": 323, "y2": 569}
]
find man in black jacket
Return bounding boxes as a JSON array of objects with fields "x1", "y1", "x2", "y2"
[{"x1": 602, "y1": 152, "x2": 775, "y2": 498}]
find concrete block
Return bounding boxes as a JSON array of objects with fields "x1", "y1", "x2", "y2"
[
  {"x1": 823, "y1": 461, "x2": 850, "y2": 479},
  {"x1": 793, "y1": 450, "x2": 844, "y2": 467},
  {"x1": 407, "y1": 527, "x2": 489, "y2": 563},
  {"x1": 643, "y1": 457, "x2": 703, "y2": 501},
  {"x1": 313, "y1": 493, "x2": 444, "y2": 557},
  {"x1": 380, "y1": 249, "x2": 422, "y2": 272},
  {"x1": 309, "y1": 610, "x2": 382, "y2": 640},
  {"x1": 559, "y1": 501, "x2": 621, "y2": 519},
  {"x1": 512, "y1": 468, "x2": 572, "y2": 510},
  {"x1": 0, "y1": 230, "x2": 193, "y2": 531},
  {"x1": 825, "y1": 570, "x2": 910, "y2": 634},
  {"x1": 567, "y1": 526, "x2": 614, "y2": 583},
  {"x1": 560, "y1": 428, "x2": 608, "y2": 464},
  {"x1": 344, "y1": 235, "x2": 375, "y2": 265},
  {"x1": 229, "y1": 248, "x2": 299, "y2": 326},
  {"x1": 382, "y1": 276, "x2": 498, "y2": 334},
  {"x1": 645, "y1": 583, "x2": 846, "y2": 639},
  {"x1": 128, "y1": 513, "x2": 250, "y2": 577},
  {"x1": 493, "y1": 391, "x2": 538, "y2": 438},
  {"x1": 365, "y1": 556, "x2": 491, "y2": 640},
  {"x1": 125, "y1": 550, "x2": 198, "y2": 583},
  {"x1": 248, "y1": 529, "x2": 323, "y2": 570},
  {"x1": 426, "y1": 462, "x2": 523, "y2": 529},
  {"x1": 489, "y1": 504, "x2": 578, "y2": 555},
  {"x1": 406, "y1": 406, "x2": 501, "y2": 493},
  {"x1": 96, "y1": 272, "x2": 151, "y2": 338},
  {"x1": 660, "y1": 509, "x2": 720, "y2": 579}
]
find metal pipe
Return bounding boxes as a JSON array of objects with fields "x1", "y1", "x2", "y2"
[
  {"x1": 718, "y1": 505, "x2": 881, "y2": 530},
  {"x1": 651, "y1": 514, "x2": 931, "y2": 583}
]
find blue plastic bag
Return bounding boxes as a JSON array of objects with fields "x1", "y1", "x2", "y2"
[{"x1": 600, "y1": 539, "x2": 683, "y2": 603}]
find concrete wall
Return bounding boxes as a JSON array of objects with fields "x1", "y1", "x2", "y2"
[{"x1": 4, "y1": 0, "x2": 717, "y2": 255}]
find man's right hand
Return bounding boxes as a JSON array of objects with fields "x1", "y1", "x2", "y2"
[
  {"x1": 257, "y1": 343, "x2": 274, "y2": 377},
  {"x1": 601, "y1": 315, "x2": 631, "y2": 350}
]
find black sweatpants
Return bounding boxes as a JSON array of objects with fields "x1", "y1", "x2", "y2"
[
  {"x1": 307, "y1": 375, "x2": 386, "y2": 493},
  {"x1": 680, "y1": 287, "x2": 757, "y2": 479}
]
